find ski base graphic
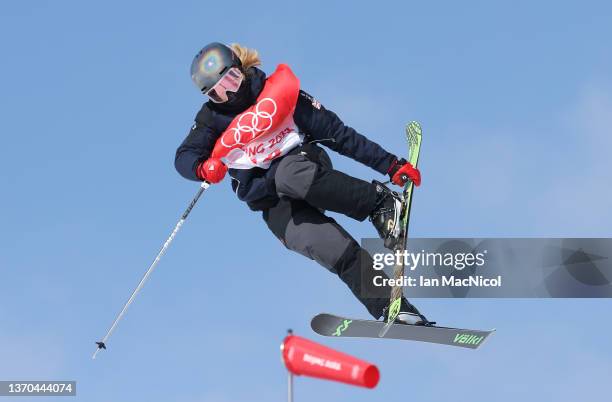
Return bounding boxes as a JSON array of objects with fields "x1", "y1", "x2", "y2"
[{"x1": 311, "y1": 313, "x2": 494, "y2": 350}]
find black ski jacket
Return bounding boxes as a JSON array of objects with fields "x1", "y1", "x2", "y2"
[{"x1": 175, "y1": 67, "x2": 397, "y2": 210}]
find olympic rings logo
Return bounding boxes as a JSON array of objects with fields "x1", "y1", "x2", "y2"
[{"x1": 221, "y1": 98, "x2": 278, "y2": 148}]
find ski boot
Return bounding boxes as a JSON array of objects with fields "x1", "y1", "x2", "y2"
[
  {"x1": 369, "y1": 180, "x2": 403, "y2": 249},
  {"x1": 383, "y1": 300, "x2": 435, "y2": 326}
]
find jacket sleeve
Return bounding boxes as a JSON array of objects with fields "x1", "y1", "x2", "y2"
[
  {"x1": 293, "y1": 90, "x2": 397, "y2": 175},
  {"x1": 174, "y1": 118, "x2": 218, "y2": 182}
]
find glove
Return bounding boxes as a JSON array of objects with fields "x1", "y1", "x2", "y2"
[
  {"x1": 388, "y1": 158, "x2": 421, "y2": 187},
  {"x1": 196, "y1": 158, "x2": 227, "y2": 183}
]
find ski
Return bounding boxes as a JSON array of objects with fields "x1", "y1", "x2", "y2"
[
  {"x1": 380, "y1": 121, "x2": 423, "y2": 337},
  {"x1": 311, "y1": 313, "x2": 495, "y2": 350}
]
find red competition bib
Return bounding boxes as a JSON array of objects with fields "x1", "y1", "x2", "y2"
[{"x1": 210, "y1": 64, "x2": 302, "y2": 169}]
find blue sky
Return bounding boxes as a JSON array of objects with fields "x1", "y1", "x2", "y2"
[{"x1": 1, "y1": 1, "x2": 611, "y2": 401}]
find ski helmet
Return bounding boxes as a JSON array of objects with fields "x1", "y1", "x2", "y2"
[{"x1": 190, "y1": 42, "x2": 242, "y2": 94}]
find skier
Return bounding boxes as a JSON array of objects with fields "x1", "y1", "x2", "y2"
[{"x1": 175, "y1": 42, "x2": 429, "y2": 325}]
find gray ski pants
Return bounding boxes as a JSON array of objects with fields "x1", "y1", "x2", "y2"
[{"x1": 261, "y1": 148, "x2": 395, "y2": 318}]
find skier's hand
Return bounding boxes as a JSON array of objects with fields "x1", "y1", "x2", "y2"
[
  {"x1": 196, "y1": 158, "x2": 227, "y2": 183},
  {"x1": 388, "y1": 158, "x2": 421, "y2": 187}
]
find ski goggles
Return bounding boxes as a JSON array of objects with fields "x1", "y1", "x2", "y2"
[{"x1": 204, "y1": 67, "x2": 244, "y2": 103}]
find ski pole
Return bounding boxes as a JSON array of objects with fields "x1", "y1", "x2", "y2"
[{"x1": 92, "y1": 181, "x2": 211, "y2": 359}]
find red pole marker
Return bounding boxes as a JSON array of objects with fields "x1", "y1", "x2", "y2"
[{"x1": 281, "y1": 333, "x2": 380, "y2": 389}]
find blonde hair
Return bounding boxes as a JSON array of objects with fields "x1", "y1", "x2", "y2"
[{"x1": 230, "y1": 43, "x2": 262, "y2": 70}]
